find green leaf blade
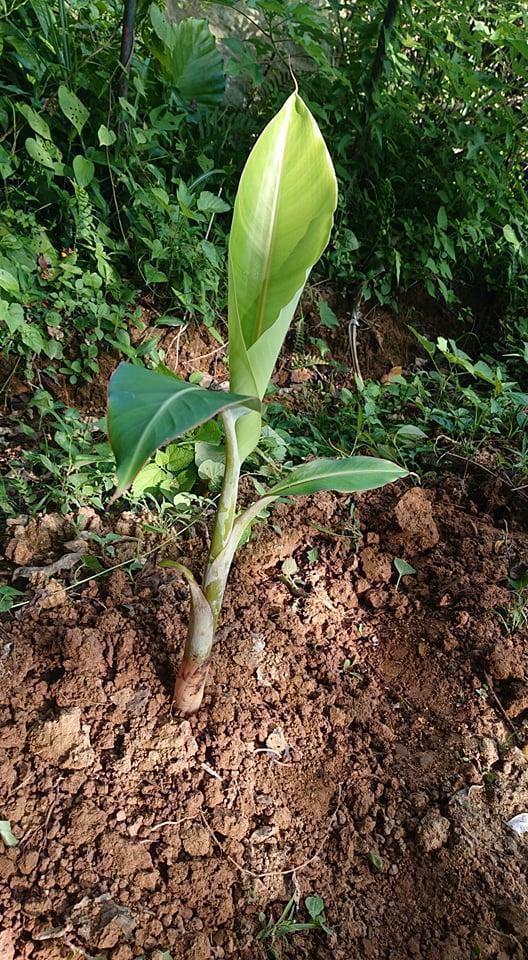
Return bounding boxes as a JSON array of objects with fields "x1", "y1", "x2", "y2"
[
  {"x1": 150, "y1": 11, "x2": 225, "y2": 108},
  {"x1": 267, "y1": 457, "x2": 408, "y2": 498},
  {"x1": 25, "y1": 136, "x2": 56, "y2": 169},
  {"x1": 98, "y1": 124, "x2": 116, "y2": 146},
  {"x1": 0, "y1": 268, "x2": 19, "y2": 293},
  {"x1": 18, "y1": 103, "x2": 51, "y2": 140},
  {"x1": 228, "y1": 92, "x2": 337, "y2": 460},
  {"x1": 73, "y1": 155, "x2": 94, "y2": 187},
  {"x1": 58, "y1": 85, "x2": 89, "y2": 135},
  {"x1": 107, "y1": 363, "x2": 259, "y2": 495},
  {"x1": 394, "y1": 558, "x2": 416, "y2": 577}
]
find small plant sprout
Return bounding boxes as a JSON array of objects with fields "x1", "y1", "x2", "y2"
[
  {"x1": 107, "y1": 91, "x2": 408, "y2": 714},
  {"x1": 393, "y1": 557, "x2": 416, "y2": 591},
  {"x1": 257, "y1": 894, "x2": 332, "y2": 956}
]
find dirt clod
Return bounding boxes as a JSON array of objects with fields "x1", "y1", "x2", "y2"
[
  {"x1": 394, "y1": 486, "x2": 440, "y2": 552},
  {"x1": 29, "y1": 707, "x2": 93, "y2": 768},
  {"x1": 416, "y1": 810, "x2": 451, "y2": 852}
]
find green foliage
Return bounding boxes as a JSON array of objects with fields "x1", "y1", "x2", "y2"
[
  {"x1": 197, "y1": 0, "x2": 528, "y2": 316},
  {"x1": 0, "y1": 0, "x2": 233, "y2": 377},
  {"x1": 2, "y1": 392, "x2": 117, "y2": 515},
  {"x1": 257, "y1": 894, "x2": 332, "y2": 957},
  {"x1": 0, "y1": 208, "x2": 157, "y2": 381},
  {"x1": 268, "y1": 457, "x2": 408, "y2": 498},
  {"x1": 1, "y1": 0, "x2": 526, "y2": 548},
  {"x1": 108, "y1": 362, "x2": 259, "y2": 495},
  {"x1": 0, "y1": 587, "x2": 24, "y2": 613},
  {"x1": 268, "y1": 330, "x2": 528, "y2": 481},
  {"x1": 107, "y1": 93, "x2": 405, "y2": 509},
  {"x1": 1, "y1": 388, "x2": 211, "y2": 518},
  {"x1": 2, "y1": 0, "x2": 527, "y2": 390},
  {"x1": 149, "y1": 9, "x2": 225, "y2": 107},
  {"x1": 228, "y1": 92, "x2": 337, "y2": 458}
]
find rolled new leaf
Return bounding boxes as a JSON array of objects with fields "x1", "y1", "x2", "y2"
[
  {"x1": 108, "y1": 363, "x2": 260, "y2": 495},
  {"x1": 267, "y1": 457, "x2": 409, "y2": 498},
  {"x1": 228, "y1": 92, "x2": 338, "y2": 460}
]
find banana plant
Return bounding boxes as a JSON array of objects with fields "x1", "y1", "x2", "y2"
[{"x1": 107, "y1": 92, "x2": 408, "y2": 714}]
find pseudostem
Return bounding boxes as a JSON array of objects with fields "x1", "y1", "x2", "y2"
[{"x1": 173, "y1": 411, "x2": 241, "y2": 713}]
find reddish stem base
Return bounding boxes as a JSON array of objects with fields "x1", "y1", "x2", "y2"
[{"x1": 173, "y1": 657, "x2": 210, "y2": 715}]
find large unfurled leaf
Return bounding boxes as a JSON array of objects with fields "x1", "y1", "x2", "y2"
[
  {"x1": 150, "y1": 7, "x2": 225, "y2": 108},
  {"x1": 267, "y1": 457, "x2": 408, "y2": 498},
  {"x1": 108, "y1": 363, "x2": 259, "y2": 495},
  {"x1": 228, "y1": 92, "x2": 337, "y2": 460}
]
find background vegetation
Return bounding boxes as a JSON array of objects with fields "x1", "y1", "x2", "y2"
[{"x1": 1, "y1": 0, "x2": 527, "y2": 525}]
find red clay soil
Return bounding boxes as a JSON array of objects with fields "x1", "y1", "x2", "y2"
[{"x1": 2, "y1": 481, "x2": 528, "y2": 960}]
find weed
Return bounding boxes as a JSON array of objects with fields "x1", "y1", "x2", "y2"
[
  {"x1": 497, "y1": 592, "x2": 528, "y2": 635},
  {"x1": 394, "y1": 558, "x2": 417, "y2": 591},
  {"x1": 341, "y1": 655, "x2": 363, "y2": 680},
  {"x1": 257, "y1": 894, "x2": 332, "y2": 958},
  {"x1": 367, "y1": 850, "x2": 384, "y2": 873},
  {"x1": 267, "y1": 329, "x2": 528, "y2": 485}
]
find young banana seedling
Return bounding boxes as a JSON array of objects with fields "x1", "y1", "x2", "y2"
[{"x1": 107, "y1": 92, "x2": 408, "y2": 714}]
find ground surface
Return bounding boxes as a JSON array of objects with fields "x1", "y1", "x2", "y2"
[
  {"x1": 2, "y1": 308, "x2": 528, "y2": 960},
  {"x1": 2, "y1": 471, "x2": 528, "y2": 960}
]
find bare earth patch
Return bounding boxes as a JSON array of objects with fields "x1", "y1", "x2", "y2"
[{"x1": 2, "y1": 481, "x2": 528, "y2": 960}]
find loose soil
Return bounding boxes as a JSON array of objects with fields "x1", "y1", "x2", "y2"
[{"x1": 3, "y1": 477, "x2": 528, "y2": 960}]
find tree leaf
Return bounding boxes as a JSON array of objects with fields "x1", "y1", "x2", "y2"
[
  {"x1": 150, "y1": 11, "x2": 225, "y2": 108},
  {"x1": 228, "y1": 92, "x2": 337, "y2": 460},
  {"x1": 267, "y1": 457, "x2": 408, "y2": 498},
  {"x1": 0, "y1": 268, "x2": 19, "y2": 293},
  {"x1": 98, "y1": 124, "x2": 116, "y2": 146},
  {"x1": 197, "y1": 190, "x2": 230, "y2": 213},
  {"x1": 503, "y1": 224, "x2": 520, "y2": 250},
  {"x1": 437, "y1": 205, "x2": 447, "y2": 229},
  {"x1": 25, "y1": 136, "x2": 55, "y2": 169},
  {"x1": 73, "y1": 155, "x2": 94, "y2": 187},
  {"x1": 107, "y1": 363, "x2": 260, "y2": 495},
  {"x1": 58, "y1": 85, "x2": 89, "y2": 135},
  {"x1": 18, "y1": 103, "x2": 51, "y2": 140}
]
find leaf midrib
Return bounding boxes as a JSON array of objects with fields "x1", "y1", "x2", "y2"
[
  {"x1": 252, "y1": 100, "x2": 292, "y2": 343},
  {"x1": 271, "y1": 462, "x2": 405, "y2": 495}
]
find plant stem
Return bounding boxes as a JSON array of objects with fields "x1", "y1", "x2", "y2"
[
  {"x1": 172, "y1": 410, "x2": 242, "y2": 714},
  {"x1": 208, "y1": 410, "x2": 241, "y2": 567},
  {"x1": 118, "y1": 0, "x2": 138, "y2": 99},
  {"x1": 172, "y1": 565, "x2": 215, "y2": 715}
]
